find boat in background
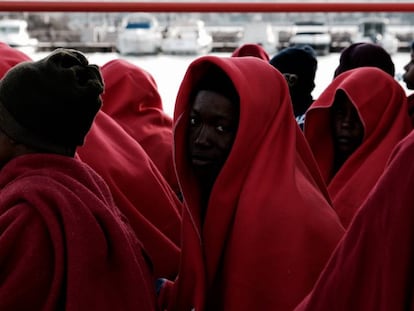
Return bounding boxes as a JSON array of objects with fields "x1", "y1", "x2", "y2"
[
  {"x1": 352, "y1": 18, "x2": 399, "y2": 55},
  {"x1": 0, "y1": 19, "x2": 38, "y2": 50},
  {"x1": 116, "y1": 13, "x2": 163, "y2": 55},
  {"x1": 239, "y1": 17, "x2": 278, "y2": 55},
  {"x1": 161, "y1": 19, "x2": 213, "y2": 55},
  {"x1": 289, "y1": 21, "x2": 332, "y2": 56}
]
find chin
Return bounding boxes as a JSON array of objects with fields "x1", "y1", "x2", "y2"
[{"x1": 193, "y1": 164, "x2": 220, "y2": 181}]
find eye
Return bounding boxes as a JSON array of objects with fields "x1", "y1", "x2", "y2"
[
  {"x1": 216, "y1": 124, "x2": 234, "y2": 134},
  {"x1": 189, "y1": 116, "x2": 199, "y2": 126},
  {"x1": 332, "y1": 103, "x2": 346, "y2": 117},
  {"x1": 216, "y1": 125, "x2": 225, "y2": 133},
  {"x1": 336, "y1": 108, "x2": 345, "y2": 116}
]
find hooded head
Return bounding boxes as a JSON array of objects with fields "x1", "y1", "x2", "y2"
[
  {"x1": 0, "y1": 48, "x2": 104, "y2": 156},
  {"x1": 269, "y1": 45, "x2": 318, "y2": 116},
  {"x1": 231, "y1": 43, "x2": 270, "y2": 61},
  {"x1": 333, "y1": 42, "x2": 395, "y2": 78},
  {"x1": 269, "y1": 45, "x2": 317, "y2": 94}
]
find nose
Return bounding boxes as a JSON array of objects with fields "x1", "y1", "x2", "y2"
[
  {"x1": 194, "y1": 125, "x2": 212, "y2": 146},
  {"x1": 339, "y1": 112, "x2": 352, "y2": 128}
]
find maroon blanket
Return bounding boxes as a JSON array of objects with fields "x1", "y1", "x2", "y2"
[
  {"x1": 295, "y1": 128, "x2": 414, "y2": 311},
  {"x1": 77, "y1": 111, "x2": 182, "y2": 280},
  {"x1": 0, "y1": 154, "x2": 158, "y2": 310},
  {"x1": 100, "y1": 59, "x2": 179, "y2": 196}
]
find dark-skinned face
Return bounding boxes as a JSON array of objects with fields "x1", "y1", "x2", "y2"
[
  {"x1": 331, "y1": 93, "x2": 364, "y2": 160},
  {"x1": 187, "y1": 90, "x2": 239, "y2": 185},
  {"x1": 403, "y1": 58, "x2": 414, "y2": 90}
]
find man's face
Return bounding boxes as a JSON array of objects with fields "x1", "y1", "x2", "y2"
[
  {"x1": 331, "y1": 93, "x2": 364, "y2": 158},
  {"x1": 403, "y1": 58, "x2": 414, "y2": 90},
  {"x1": 187, "y1": 90, "x2": 239, "y2": 182}
]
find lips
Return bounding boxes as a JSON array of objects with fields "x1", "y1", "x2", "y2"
[
  {"x1": 336, "y1": 135, "x2": 359, "y2": 153},
  {"x1": 191, "y1": 154, "x2": 214, "y2": 166},
  {"x1": 337, "y1": 136, "x2": 352, "y2": 144}
]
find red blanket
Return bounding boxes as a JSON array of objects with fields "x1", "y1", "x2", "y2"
[
  {"x1": 0, "y1": 42, "x2": 31, "y2": 77},
  {"x1": 100, "y1": 59, "x2": 179, "y2": 196},
  {"x1": 295, "y1": 129, "x2": 414, "y2": 311},
  {"x1": 0, "y1": 154, "x2": 158, "y2": 310},
  {"x1": 161, "y1": 56, "x2": 344, "y2": 311},
  {"x1": 77, "y1": 111, "x2": 182, "y2": 280},
  {"x1": 305, "y1": 67, "x2": 412, "y2": 227},
  {"x1": 231, "y1": 43, "x2": 270, "y2": 60}
]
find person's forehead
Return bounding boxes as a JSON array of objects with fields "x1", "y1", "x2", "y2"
[{"x1": 192, "y1": 90, "x2": 237, "y2": 116}]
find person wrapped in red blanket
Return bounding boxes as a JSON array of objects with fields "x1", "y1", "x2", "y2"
[
  {"x1": 99, "y1": 59, "x2": 180, "y2": 198},
  {"x1": 158, "y1": 55, "x2": 344, "y2": 311},
  {"x1": 77, "y1": 110, "x2": 182, "y2": 280},
  {"x1": 0, "y1": 48, "x2": 158, "y2": 311},
  {"x1": 304, "y1": 67, "x2": 412, "y2": 228}
]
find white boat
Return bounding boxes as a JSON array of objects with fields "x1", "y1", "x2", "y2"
[
  {"x1": 161, "y1": 19, "x2": 213, "y2": 55},
  {"x1": 239, "y1": 20, "x2": 278, "y2": 55},
  {"x1": 0, "y1": 19, "x2": 38, "y2": 48},
  {"x1": 289, "y1": 21, "x2": 332, "y2": 56},
  {"x1": 352, "y1": 18, "x2": 399, "y2": 55},
  {"x1": 116, "y1": 13, "x2": 162, "y2": 55}
]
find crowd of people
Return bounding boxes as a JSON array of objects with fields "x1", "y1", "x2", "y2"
[{"x1": 0, "y1": 39, "x2": 414, "y2": 310}]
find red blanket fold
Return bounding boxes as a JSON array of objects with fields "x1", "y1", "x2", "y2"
[
  {"x1": 77, "y1": 111, "x2": 182, "y2": 280},
  {"x1": 100, "y1": 59, "x2": 180, "y2": 196},
  {"x1": 295, "y1": 129, "x2": 414, "y2": 311}
]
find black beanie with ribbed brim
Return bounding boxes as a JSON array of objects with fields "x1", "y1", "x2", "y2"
[
  {"x1": 0, "y1": 48, "x2": 104, "y2": 155},
  {"x1": 269, "y1": 45, "x2": 318, "y2": 81}
]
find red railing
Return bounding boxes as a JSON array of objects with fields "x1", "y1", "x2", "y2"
[{"x1": 0, "y1": 1, "x2": 413, "y2": 13}]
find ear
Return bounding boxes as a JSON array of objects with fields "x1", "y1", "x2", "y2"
[{"x1": 283, "y1": 73, "x2": 299, "y2": 87}]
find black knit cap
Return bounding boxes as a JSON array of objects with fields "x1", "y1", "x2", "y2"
[
  {"x1": 269, "y1": 45, "x2": 317, "y2": 81},
  {"x1": 333, "y1": 42, "x2": 395, "y2": 78},
  {"x1": 269, "y1": 45, "x2": 318, "y2": 94},
  {"x1": 0, "y1": 48, "x2": 104, "y2": 155}
]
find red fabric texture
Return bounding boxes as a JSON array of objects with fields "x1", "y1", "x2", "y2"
[
  {"x1": 77, "y1": 111, "x2": 182, "y2": 280},
  {"x1": 99, "y1": 59, "x2": 179, "y2": 196},
  {"x1": 295, "y1": 130, "x2": 414, "y2": 311},
  {"x1": 231, "y1": 43, "x2": 270, "y2": 61},
  {"x1": 162, "y1": 56, "x2": 344, "y2": 311},
  {"x1": 304, "y1": 67, "x2": 412, "y2": 228},
  {"x1": 0, "y1": 42, "x2": 31, "y2": 78},
  {"x1": 0, "y1": 154, "x2": 158, "y2": 310}
]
